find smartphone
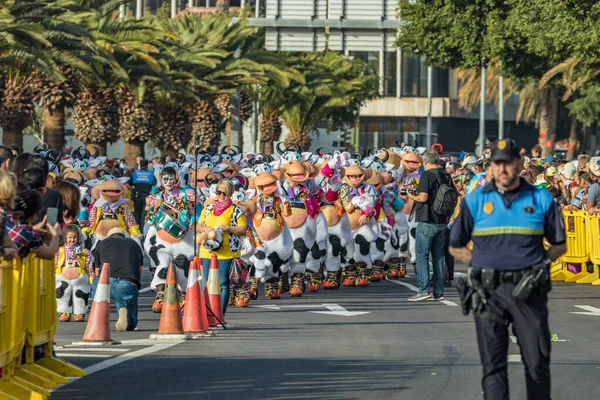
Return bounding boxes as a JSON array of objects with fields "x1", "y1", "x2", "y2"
[{"x1": 46, "y1": 207, "x2": 59, "y2": 226}]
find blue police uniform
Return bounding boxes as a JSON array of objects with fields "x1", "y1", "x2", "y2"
[
  {"x1": 131, "y1": 169, "x2": 154, "y2": 229},
  {"x1": 450, "y1": 139, "x2": 565, "y2": 400}
]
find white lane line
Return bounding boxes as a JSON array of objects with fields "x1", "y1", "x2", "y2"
[
  {"x1": 507, "y1": 354, "x2": 521, "y2": 363},
  {"x1": 55, "y1": 342, "x2": 182, "y2": 390},
  {"x1": 388, "y1": 279, "x2": 419, "y2": 292},
  {"x1": 140, "y1": 286, "x2": 152, "y2": 293},
  {"x1": 510, "y1": 336, "x2": 518, "y2": 344},
  {"x1": 387, "y1": 279, "x2": 459, "y2": 306},
  {"x1": 440, "y1": 300, "x2": 459, "y2": 307},
  {"x1": 55, "y1": 353, "x2": 112, "y2": 358},
  {"x1": 454, "y1": 272, "x2": 467, "y2": 278},
  {"x1": 57, "y1": 347, "x2": 130, "y2": 353}
]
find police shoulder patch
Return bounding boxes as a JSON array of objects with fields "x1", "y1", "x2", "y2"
[{"x1": 483, "y1": 202, "x2": 494, "y2": 215}]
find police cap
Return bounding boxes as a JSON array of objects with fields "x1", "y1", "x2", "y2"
[
  {"x1": 490, "y1": 139, "x2": 520, "y2": 162},
  {"x1": 140, "y1": 159, "x2": 149, "y2": 169}
]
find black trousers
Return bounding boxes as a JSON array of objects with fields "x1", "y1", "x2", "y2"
[
  {"x1": 475, "y1": 282, "x2": 551, "y2": 400},
  {"x1": 133, "y1": 194, "x2": 148, "y2": 231},
  {"x1": 444, "y1": 227, "x2": 454, "y2": 281}
]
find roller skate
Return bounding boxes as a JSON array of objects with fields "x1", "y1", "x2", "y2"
[
  {"x1": 306, "y1": 270, "x2": 323, "y2": 292},
  {"x1": 279, "y1": 271, "x2": 290, "y2": 294},
  {"x1": 235, "y1": 284, "x2": 251, "y2": 307},
  {"x1": 371, "y1": 261, "x2": 385, "y2": 282},
  {"x1": 249, "y1": 276, "x2": 259, "y2": 300},
  {"x1": 356, "y1": 264, "x2": 372, "y2": 287},
  {"x1": 152, "y1": 288, "x2": 165, "y2": 313},
  {"x1": 399, "y1": 257, "x2": 407, "y2": 278},
  {"x1": 323, "y1": 270, "x2": 341, "y2": 290},
  {"x1": 228, "y1": 284, "x2": 237, "y2": 307},
  {"x1": 73, "y1": 314, "x2": 85, "y2": 322},
  {"x1": 59, "y1": 313, "x2": 71, "y2": 322},
  {"x1": 343, "y1": 265, "x2": 357, "y2": 287},
  {"x1": 264, "y1": 278, "x2": 281, "y2": 299},
  {"x1": 290, "y1": 273, "x2": 305, "y2": 297},
  {"x1": 179, "y1": 291, "x2": 186, "y2": 310}
]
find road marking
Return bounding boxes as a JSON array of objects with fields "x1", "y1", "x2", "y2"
[
  {"x1": 54, "y1": 353, "x2": 112, "y2": 358},
  {"x1": 510, "y1": 336, "x2": 518, "y2": 344},
  {"x1": 387, "y1": 279, "x2": 459, "y2": 306},
  {"x1": 507, "y1": 354, "x2": 521, "y2": 363},
  {"x1": 57, "y1": 347, "x2": 130, "y2": 352},
  {"x1": 455, "y1": 272, "x2": 467, "y2": 278},
  {"x1": 570, "y1": 305, "x2": 600, "y2": 316},
  {"x1": 251, "y1": 304, "x2": 336, "y2": 311},
  {"x1": 309, "y1": 304, "x2": 370, "y2": 317},
  {"x1": 54, "y1": 342, "x2": 182, "y2": 390},
  {"x1": 440, "y1": 300, "x2": 459, "y2": 307},
  {"x1": 140, "y1": 286, "x2": 152, "y2": 293}
]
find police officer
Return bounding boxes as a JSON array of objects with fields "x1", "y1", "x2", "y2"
[
  {"x1": 449, "y1": 139, "x2": 566, "y2": 400},
  {"x1": 131, "y1": 159, "x2": 154, "y2": 230}
]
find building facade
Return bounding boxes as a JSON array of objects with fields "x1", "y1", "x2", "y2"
[{"x1": 248, "y1": 0, "x2": 537, "y2": 152}]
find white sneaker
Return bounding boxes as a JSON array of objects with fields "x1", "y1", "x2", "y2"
[{"x1": 115, "y1": 308, "x2": 128, "y2": 332}]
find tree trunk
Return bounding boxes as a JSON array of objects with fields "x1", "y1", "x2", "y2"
[
  {"x1": 538, "y1": 87, "x2": 559, "y2": 157},
  {"x1": 285, "y1": 130, "x2": 311, "y2": 151},
  {"x1": 263, "y1": 140, "x2": 274, "y2": 155},
  {"x1": 1, "y1": 124, "x2": 23, "y2": 150},
  {"x1": 86, "y1": 142, "x2": 107, "y2": 157},
  {"x1": 125, "y1": 140, "x2": 144, "y2": 168},
  {"x1": 566, "y1": 116, "x2": 579, "y2": 161},
  {"x1": 43, "y1": 107, "x2": 66, "y2": 150}
]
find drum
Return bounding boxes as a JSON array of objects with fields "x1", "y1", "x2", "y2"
[{"x1": 155, "y1": 209, "x2": 187, "y2": 239}]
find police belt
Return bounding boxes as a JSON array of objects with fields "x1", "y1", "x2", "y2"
[{"x1": 471, "y1": 261, "x2": 549, "y2": 289}]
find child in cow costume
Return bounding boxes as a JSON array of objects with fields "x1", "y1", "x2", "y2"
[
  {"x1": 145, "y1": 161, "x2": 196, "y2": 312},
  {"x1": 55, "y1": 224, "x2": 94, "y2": 322}
]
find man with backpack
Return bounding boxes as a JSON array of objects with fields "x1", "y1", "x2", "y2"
[{"x1": 407, "y1": 151, "x2": 459, "y2": 301}]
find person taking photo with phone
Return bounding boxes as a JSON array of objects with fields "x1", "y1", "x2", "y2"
[{"x1": 7, "y1": 189, "x2": 60, "y2": 260}]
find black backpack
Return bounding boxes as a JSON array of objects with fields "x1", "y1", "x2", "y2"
[{"x1": 430, "y1": 170, "x2": 459, "y2": 217}]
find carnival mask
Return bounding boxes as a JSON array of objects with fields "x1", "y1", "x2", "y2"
[{"x1": 162, "y1": 174, "x2": 177, "y2": 191}]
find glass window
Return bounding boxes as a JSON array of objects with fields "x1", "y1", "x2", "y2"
[
  {"x1": 401, "y1": 54, "x2": 449, "y2": 97},
  {"x1": 384, "y1": 52, "x2": 397, "y2": 97},
  {"x1": 401, "y1": 55, "x2": 420, "y2": 97}
]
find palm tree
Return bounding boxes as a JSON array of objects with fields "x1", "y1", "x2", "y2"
[
  {"x1": 541, "y1": 57, "x2": 600, "y2": 159},
  {"x1": 0, "y1": 0, "x2": 67, "y2": 149},
  {"x1": 282, "y1": 51, "x2": 379, "y2": 150},
  {"x1": 456, "y1": 66, "x2": 562, "y2": 156}
]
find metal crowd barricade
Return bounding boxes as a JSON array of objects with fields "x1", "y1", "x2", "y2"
[
  {"x1": 550, "y1": 210, "x2": 600, "y2": 284},
  {"x1": 585, "y1": 214, "x2": 600, "y2": 285},
  {"x1": 551, "y1": 210, "x2": 589, "y2": 281},
  {"x1": 0, "y1": 256, "x2": 85, "y2": 400}
]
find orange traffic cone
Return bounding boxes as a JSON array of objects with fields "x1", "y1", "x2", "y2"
[
  {"x1": 182, "y1": 257, "x2": 210, "y2": 335},
  {"x1": 207, "y1": 254, "x2": 225, "y2": 327},
  {"x1": 82, "y1": 263, "x2": 113, "y2": 342},
  {"x1": 158, "y1": 261, "x2": 184, "y2": 334}
]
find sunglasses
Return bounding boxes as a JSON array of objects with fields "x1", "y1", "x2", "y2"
[{"x1": 216, "y1": 190, "x2": 227, "y2": 196}]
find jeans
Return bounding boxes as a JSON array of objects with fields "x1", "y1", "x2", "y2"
[
  {"x1": 415, "y1": 222, "x2": 447, "y2": 296},
  {"x1": 201, "y1": 258, "x2": 232, "y2": 314},
  {"x1": 91, "y1": 277, "x2": 139, "y2": 331}
]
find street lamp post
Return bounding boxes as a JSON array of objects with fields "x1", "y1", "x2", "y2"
[
  {"x1": 477, "y1": 64, "x2": 486, "y2": 155},
  {"x1": 426, "y1": 65, "x2": 433, "y2": 150},
  {"x1": 499, "y1": 75, "x2": 504, "y2": 140}
]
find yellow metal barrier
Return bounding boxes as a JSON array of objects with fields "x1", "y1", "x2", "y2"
[
  {"x1": 586, "y1": 214, "x2": 600, "y2": 285},
  {"x1": 551, "y1": 210, "x2": 588, "y2": 281},
  {"x1": 0, "y1": 256, "x2": 85, "y2": 399}
]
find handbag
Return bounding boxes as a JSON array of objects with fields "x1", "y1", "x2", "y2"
[{"x1": 229, "y1": 258, "x2": 246, "y2": 285}]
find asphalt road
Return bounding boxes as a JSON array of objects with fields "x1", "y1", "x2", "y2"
[{"x1": 52, "y1": 269, "x2": 600, "y2": 400}]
